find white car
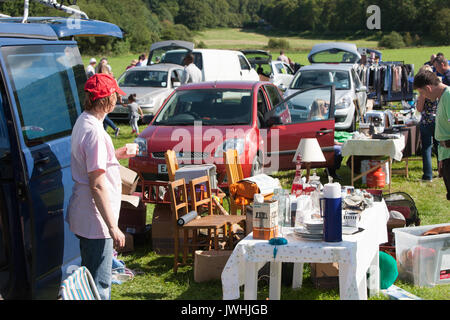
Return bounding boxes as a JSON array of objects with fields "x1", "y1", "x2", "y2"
[
  {"x1": 109, "y1": 64, "x2": 184, "y2": 120},
  {"x1": 241, "y1": 50, "x2": 296, "y2": 90},
  {"x1": 149, "y1": 40, "x2": 259, "y2": 82},
  {"x1": 284, "y1": 43, "x2": 367, "y2": 131}
]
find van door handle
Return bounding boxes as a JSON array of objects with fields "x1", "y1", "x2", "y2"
[
  {"x1": 316, "y1": 129, "x2": 333, "y2": 135},
  {"x1": 34, "y1": 156, "x2": 50, "y2": 165}
]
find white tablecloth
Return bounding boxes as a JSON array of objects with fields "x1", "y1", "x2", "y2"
[
  {"x1": 341, "y1": 138, "x2": 406, "y2": 161},
  {"x1": 221, "y1": 200, "x2": 389, "y2": 300}
]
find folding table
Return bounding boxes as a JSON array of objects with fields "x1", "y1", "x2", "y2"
[
  {"x1": 341, "y1": 138, "x2": 405, "y2": 193},
  {"x1": 221, "y1": 200, "x2": 389, "y2": 300}
]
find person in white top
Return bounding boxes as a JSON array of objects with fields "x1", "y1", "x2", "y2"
[
  {"x1": 86, "y1": 57, "x2": 96, "y2": 78},
  {"x1": 67, "y1": 73, "x2": 136, "y2": 300},
  {"x1": 277, "y1": 50, "x2": 290, "y2": 64},
  {"x1": 181, "y1": 53, "x2": 203, "y2": 84}
]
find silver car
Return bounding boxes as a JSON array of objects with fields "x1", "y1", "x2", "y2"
[
  {"x1": 109, "y1": 64, "x2": 184, "y2": 120},
  {"x1": 241, "y1": 50, "x2": 295, "y2": 90},
  {"x1": 284, "y1": 43, "x2": 367, "y2": 132}
]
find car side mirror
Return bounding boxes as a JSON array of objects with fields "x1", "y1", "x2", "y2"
[
  {"x1": 142, "y1": 114, "x2": 154, "y2": 125},
  {"x1": 265, "y1": 115, "x2": 283, "y2": 127},
  {"x1": 357, "y1": 86, "x2": 367, "y2": 92},
  {"x1": 279, "y1": 84, "x2": 287, "y2": 92},
  {"x1": 173, "y1": 81, "x2": 181, "y2": 88}
]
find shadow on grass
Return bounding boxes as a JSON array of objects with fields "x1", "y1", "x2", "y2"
[{"x1": 119, "y1": 242, "x2": 341, "y2": 300}]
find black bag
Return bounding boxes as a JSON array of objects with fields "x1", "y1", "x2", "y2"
[{"x1": 383, "y1": 192, "x2": 420, "y2": 226}]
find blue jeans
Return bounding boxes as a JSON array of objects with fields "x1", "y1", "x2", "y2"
[
  {"x1": 329, "y1": 145, "x2": 343, "y2": 176},
  {"x1": 103, "y1": 115, "x2": 118, "y2": 131},
  {"x1": 77, "y1": 236, "x2": 113, "y2": 300},
  {"x1": 419, "y1": 122, "x2": 438, "y2": 180}
]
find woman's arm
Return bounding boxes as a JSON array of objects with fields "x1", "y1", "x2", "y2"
[
  {"x1": 416, "y1": 94, "x2": 426, "y2": 113},
  {"x1": 88, "y1": 169, "x2": 125, "y2": 249},
  {"x1": 115, "y1": 146, "x2": 139, "y2": 160}
]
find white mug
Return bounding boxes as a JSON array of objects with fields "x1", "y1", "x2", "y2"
[{"x1": 125, "y1": 143, "x2": 138, "y2": 155}]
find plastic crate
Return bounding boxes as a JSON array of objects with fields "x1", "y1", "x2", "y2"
[{"x1": 393, "y1": 223, "x2": 450, "y2": 287}]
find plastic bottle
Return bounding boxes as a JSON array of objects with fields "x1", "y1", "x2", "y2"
[
  {"x1": 273, "y1": 188, "x2": 291, "y2": 235},
  {"x1": 309, "y1": 169, "x2": 322, "y2": 191},
  {"x1": 291, "y1": 154, "x2": 303, "y2": 196}
]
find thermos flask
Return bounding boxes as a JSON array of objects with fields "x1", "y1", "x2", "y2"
[{"x1": 320, "y1": 182, "x2": 342, "y2": 242}]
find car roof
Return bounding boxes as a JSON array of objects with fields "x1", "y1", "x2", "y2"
[
  {"x1": 299, "y1": 64, "x2": 354, "y2": 71},
  {"x1": 176, "y1": 81, "x2": 266, "y2": 91},
  {"x1": 126, "y1": 63, "x2": 183, "y2": 72},
  {"x1": 0, "y1": 17, "x2": 123, "y2": 43}
]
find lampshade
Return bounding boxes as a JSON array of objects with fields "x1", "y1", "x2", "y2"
[{"x1": 297, "y1": 138, "x2": 326, "y2": 162}]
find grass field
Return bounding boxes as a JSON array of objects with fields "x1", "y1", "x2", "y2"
[
  {"x1": 82, "y1": 28, "x2": 449, "y2": 77},
  {"x1": 84, "y1": 28, "x2": 449, "y2": 300},
  {"x1": 107, "y1": 123, "x2": 449, "y2": 301}
]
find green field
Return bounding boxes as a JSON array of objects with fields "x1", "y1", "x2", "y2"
[
  {"x1": 82, "y1": 28, "x2": 449, "y2": 76},
  {"x1": 83, "y1": 28, "x2": 450, "y2": 300},
  {"x1": 108, "y1": 124, "x2": 449, "y2": 301}
]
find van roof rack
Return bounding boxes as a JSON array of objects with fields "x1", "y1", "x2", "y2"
[{"x1": 20, "y1": 0, "x2": 88, "y2": 23}]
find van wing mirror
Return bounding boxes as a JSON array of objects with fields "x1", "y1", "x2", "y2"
[{"x1": 357, "y1": 85, "x2": 367, "y2": 92}]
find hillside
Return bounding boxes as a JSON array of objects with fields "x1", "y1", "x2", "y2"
[{"x1": 0, "y1": 0, "x2": 448, "y2": 56}]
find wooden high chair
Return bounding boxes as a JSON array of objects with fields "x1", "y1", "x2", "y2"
[
  {"x1": 165, "y1": 149, "x2": 227, "y2": 213},
  {"x1": 165, "y1": 149, "x2": 179, "y2": 182},
  {"x1": 223, "y1": 149, "x2": 246, "y2": 215},
  {"x1": 168, "y1": 176, "x2": 244, "y2": 273}
]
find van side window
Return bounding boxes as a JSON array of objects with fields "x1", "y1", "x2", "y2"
[
  {"x1": 0, "y1": 81, "x2": 10, "y2": 150},
  {"x1": 1, "y1": 45, "x2": 84, "y2": 147},
  {"x1": 238, "y1": 55, "x2": 251, "y2": 70},
  {"x1": 264, "y1": 85, "x2": 282, "y2": 108},
  {"x1": 193, "y1": 53, "x2": 203, "y2": 70}
]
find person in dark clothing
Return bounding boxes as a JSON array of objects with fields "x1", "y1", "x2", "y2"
[{"x1": 433, "y1": 54, "x2": 450, "y2": 86}]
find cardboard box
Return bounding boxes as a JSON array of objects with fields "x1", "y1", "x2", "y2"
[
  {"x1": 120, "y1": 165, "x2": 139, "y2": 195},
  {"x1": 194, "y1": 250, "x2": 232, "y2": 282},
  {"x1": 119, "y1": 195, "x2": 147, "y2": 234},
  {"x1": 151, "y1": 203, "x2": 185, "y2": 255},
  {"x1": 252, "y1": 199, "x2": 278, "y2": 240},
  {"x1": 310, "y1": 262, "x2": 339, "y2": 289}
]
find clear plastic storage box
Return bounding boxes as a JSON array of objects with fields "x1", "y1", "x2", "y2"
[{"x1": 393, "y1": 223, "x2": 450, "y2": 287}]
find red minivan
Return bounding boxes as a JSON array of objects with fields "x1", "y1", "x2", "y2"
[{"x1": 129, "y1": 81, "x2": 335, "y2": 185}]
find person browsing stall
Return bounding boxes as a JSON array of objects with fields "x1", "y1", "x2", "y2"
[
  {"x1": 433, "y1": 54, "x2": 450, "y2": 86},
  {"x1": 413, "y1": 70, "x2": 450, "y2": 200},
  {"x1": 66, "y1": 73, "x2": 138, "y2": 300},
  {"x1": 181, "y1": 53, "x2": 202, "y2": 84},
  {"x1": 86, "y1": 58, "x2": 96, "y2": 79},
  {"x1": 415, "y1": 65, "x2": 439, "y2": 182}
]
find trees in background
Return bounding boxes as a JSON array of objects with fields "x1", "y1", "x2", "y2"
[{"x1": 0, "y1": 0, "x2": 447, "y2": 55}]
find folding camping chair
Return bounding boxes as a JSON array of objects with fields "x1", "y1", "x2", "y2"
[{"x1": 59, "y1": 266, "x2": 101, "y2": 300}]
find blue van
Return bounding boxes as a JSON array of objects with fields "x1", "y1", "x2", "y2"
[{"x1": 0, "y1": 16, "x2": 122, "y2": 299}]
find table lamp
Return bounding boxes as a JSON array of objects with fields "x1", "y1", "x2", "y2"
[{"x1": 297, "y1": 138, "x2": 326, "y2": 183}]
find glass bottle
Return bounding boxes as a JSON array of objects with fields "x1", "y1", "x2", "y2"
[{"x1": 291, "y1": 154, "x2": 303, "y2": 196}]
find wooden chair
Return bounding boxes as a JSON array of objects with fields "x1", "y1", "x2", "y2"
[
  {"x1": 165, "y1": 149, "x2": 227, "y2": 213},
  {"x1": 165, "y1": 149, "x2": 179, "y2": 181},
  {"x1": 223, "y1": 149, "x2": 246, "y2": 215},
  {"x1": 189, "y1": 175, "x2": 246, "y2": 255},
  {"x1": 168, "y1": 176, "x2": 246, "y2": 273}
]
